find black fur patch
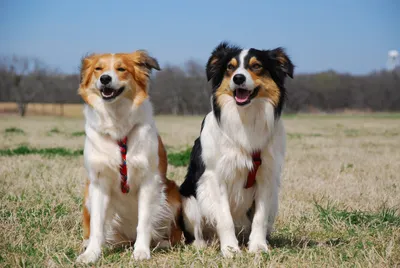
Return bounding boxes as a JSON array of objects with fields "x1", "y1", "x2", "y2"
[
  {"x1": 206, "y1": 42, "x2": 242, "y2": 123},
  {"x1": 179, "y1": 115, "x2": 206, "y2": 198},
  {"x1": 178, "y1": 135, "x2": 205, "y2": 244},
  {"x1": 179, "y1": 137, "x2": 205, "y2": 198},
  {"x1": 178, "y1": 209, "x2": 195, "y2": 244},
  {"x1": 211, "y1": 95, "x2": 221, "y2": 123}
]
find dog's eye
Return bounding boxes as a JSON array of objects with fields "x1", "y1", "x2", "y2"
[
  {"x1": 227, "y1": 64, "x2": 235, "y2": 70},
  {"x1": 95, "y1": 67, "x2": 102, "y2": 71},
  {"x1": 117, "y1": 67, "x2": 126, "y2": 72},
  {"x1": 252, "y1": 64, "x2": 262, "y2": 70}
]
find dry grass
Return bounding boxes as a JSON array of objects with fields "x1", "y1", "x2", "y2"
[{"x1": 1, "y1": 114, "x2": 400, "y2": 267}]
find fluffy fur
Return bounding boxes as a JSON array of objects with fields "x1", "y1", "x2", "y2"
[
  {"x1": 76, "y1": 51, "x2": 182, "y2": 264},
  {"x1": 179, "y1": 42, "x2": 294, "y2": 257}
]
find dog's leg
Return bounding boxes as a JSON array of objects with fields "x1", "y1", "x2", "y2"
[
  {"x1": 248, "y1": 154, "x2": 279, "y2": 253},
  {"x1": 76, "y1": 181, "x2": 111, "y2": 264},
  {"x1": 133, "y1": 177, "x2": 159, "y2": 260},
  {"x1": 215, "y1": 181, "x2": 240, "y2": 257},
  {"x1": 182, "y1": 196, "x2": 206, "y2": 248},
  {"x1": 81, "y1": 180, "x2": 90, "y2": 250}
]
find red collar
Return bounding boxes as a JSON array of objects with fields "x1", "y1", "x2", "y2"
[
  {"x1": 117, "y1": 136, "x2": 130, "y2": 193},
  {"x1": 245, "y1": 151, "x2": 262, "y2": 189}
]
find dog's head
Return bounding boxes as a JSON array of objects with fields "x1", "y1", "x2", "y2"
[
  {"x1": 206, "y1": 42, "x2": 294, "y2": 117},
  {"x1": 78, "y1": 50, "x2": 160, "y2": 106}
]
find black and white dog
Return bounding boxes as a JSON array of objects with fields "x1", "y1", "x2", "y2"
[{"x1": 179, "y1": 42, "x2": 294, "y2": 257}]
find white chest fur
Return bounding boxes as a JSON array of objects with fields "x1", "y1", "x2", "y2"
[
  {"x1": 197, "y1": 99, "x2": 285, "y2": 223},
  {"x1": 82, "y1": 98, "x2": 168, "y2": 245}
]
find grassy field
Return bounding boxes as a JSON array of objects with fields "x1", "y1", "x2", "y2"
[{"x1": 1, "y1": 114, "x2": 399, "y2": 267}]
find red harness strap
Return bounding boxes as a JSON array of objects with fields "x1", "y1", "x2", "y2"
[
  {"x1": 245, "y1": 151, "x2": 262, "y2": 189},
  {"x1": 117, "y1": 136, "x2": 130, "y2": 193}
]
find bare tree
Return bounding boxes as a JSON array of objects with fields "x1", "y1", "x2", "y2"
[{"x1": 0, "y1": 56, "x2": 47, "y2": 116}]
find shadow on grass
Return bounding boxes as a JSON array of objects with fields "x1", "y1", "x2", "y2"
[
  {"x1": 269, "y1": 235, "x2": 353, "y2": 253},
  {"x1": 269, "y1": 235, "x2": 318, "y2": 249}
]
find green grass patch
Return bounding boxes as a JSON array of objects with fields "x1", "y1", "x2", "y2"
[
  {"x1": 1, "y1": 146, "x2": 193, "y2": 167},
  {"x1": 71, "y1": 131, "x2": 85, "y2": 137},
  {"x1": 344, "y1": 128, "x2": 360, "y2": 137},
  {"x1": 168, "y1": 148, "x2": 191, "y2": 166},
  {"x1": 47, "y1": 127, "x2": 63, "y2": 136},
  {"x1": 1, "y1": 194, "x2": 76, "y2": 267},
  {"x1": 315, "y1": 201, "x2": 400, "y2": 229},
  {"x1": 4, "y1": 127, "x2": 25, "y2": 134},
  {"x1": 287, "y1": 132, "x2": 323, "y2": 139},
  {"x1": 49, "y1": 127, "x2": 61, "y2": 133},
  {"x1": 340, "y1": 163, "x2": 354, "y2": 172},
  {"x1": 1, "y1": 145, "x2": 193, "y2": 167},
  {"x1": 0, "y1": 146, "x2": 83, "y2": 157}
]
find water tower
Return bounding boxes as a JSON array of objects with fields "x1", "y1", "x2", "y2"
[{"x1": 387, "y1": 50, "x2": 399, "y2": 71}]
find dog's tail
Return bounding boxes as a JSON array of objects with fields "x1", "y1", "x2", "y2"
[{"x1": 164, "y1": 178, "x2": 184, "y2": 245}]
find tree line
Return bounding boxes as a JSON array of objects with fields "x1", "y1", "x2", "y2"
[{"x1": 1, "y1": 56, "x2": 399, "y2": 116}]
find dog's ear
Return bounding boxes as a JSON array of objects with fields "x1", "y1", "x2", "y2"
[
  {"x1": 78, "y1": 53, "x2": 98, "y2": 105},
  {"x1": 267, "y1": 47, "x2": 294, "y2": 79},
  {"x1": 206, "y1": 42, "x2": 238, "y2": 81},
  {"x1": 131, "y1": 50, "x2": 161, "y2": 72},
  {"x1": 79, "y1": 53, "x2": 97, "y2": 87}
]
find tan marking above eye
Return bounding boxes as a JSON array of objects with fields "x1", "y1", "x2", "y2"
[
  {"x1": 249, "y1": 57, "x2": 258, "y2": 64},
  {"x1": 249, "y1": 57, "x2": 262, "y2": 70},
  {"x1": 227, "y1": 58, "x2": 237, "y2": 70}
]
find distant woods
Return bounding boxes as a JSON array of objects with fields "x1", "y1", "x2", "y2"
[{"x1": 1, "y1": 56, "x2": 399, "y2": 116}]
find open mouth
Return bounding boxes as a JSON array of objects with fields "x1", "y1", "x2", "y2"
[
  {"x1": 234, "y1": 88, "x2": 252, "y2": 106},
  {"x1": 100, "y1": 86, "x2": 125, "y2": 100}
]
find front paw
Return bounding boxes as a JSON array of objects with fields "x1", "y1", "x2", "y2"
[
  {"x1": 133, "y1": 247, "x2": 151, "y2": 260},
  {"x1": 221, "y1": 243, "x2": 241, "y2": 258},
  {"x1": 248, "y1": 240, "x2": 269, "y2": 253},
  {"x1": 76, "y1": 249, "x2": 101, "y2": 264}
]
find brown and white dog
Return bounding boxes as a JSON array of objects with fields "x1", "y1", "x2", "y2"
[{"x1": 76, "y1": 50, "x2": 181, "y2": 264}]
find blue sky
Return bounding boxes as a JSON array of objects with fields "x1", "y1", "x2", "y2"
[{"x1": 1, "y1": 0, "x2": 399, "y2": 75}]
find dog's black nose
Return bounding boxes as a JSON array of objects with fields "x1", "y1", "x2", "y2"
[
  {"x1": 100, "y1": 74, "x2": 112, "y2": 85},
  {"x1": 233, "y1": 74, "x2": 246, "y2": 85}
]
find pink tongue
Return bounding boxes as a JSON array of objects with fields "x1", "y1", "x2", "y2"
[{"x1": 235, "y1": 89, "x2": 251, "y2": 103}]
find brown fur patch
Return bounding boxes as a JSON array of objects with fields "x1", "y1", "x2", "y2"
[
  {"x1": 251, "y1": 72, "x2": 281, "y2": 106},
  {"x1": 164, "y1": 179, "x2": 183, "y2": 245},
  {"x1": 169, "y1": 216, "x2": 183, "y2": 245},
  {"x1": 249, "y1": 57, "x2": 261, "y2": 67},
  {"x1": 82, "y1": 180, "x2": 90, "y2": 240},
  {"x1": 276, "y1": 53, "x2": 288, "y2": 66},
  {"x1": 210, "y1": 56, "x2": 219, "y2": 66},
  {"x1": 157, "y1": 135, "x2": 168, "y2": 178},
  {"x1": 228, "y1": 58, "x2": 238, "y2": 68},
  {"x1": 215, "y1": 76, "x2": 234, "y2": 107}
]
